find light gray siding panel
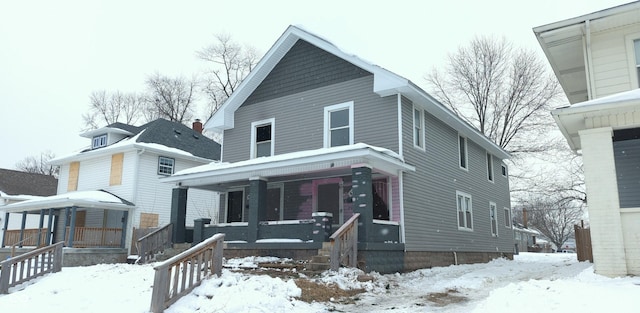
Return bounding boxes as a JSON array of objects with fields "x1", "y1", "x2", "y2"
[
  {"x1": 223, "y1": 75, "x2": 398, "y2": 162},
  {"x1": 401, "y1": 99, "x2": 512, "y2": 253},
  {"x1": 614, "y1": 138, "x2": 640, "y2": 208}
]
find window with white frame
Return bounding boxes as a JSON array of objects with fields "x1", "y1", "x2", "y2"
[
  {"x1": 504, "y1": 207, "x2": 511, "y2": 228},
  {"x1": 92, "y1": 134, "x2": 107, "y2": 149},
  {"x1": 251, "y1": 118, "x2": 274, "y2": 158},
  {"x1": 158, "y1": 156, "x2": 175, "y2": 175},
  {"x1": 634, "y1": 39, "x2": 640, "y2": 86},
  {"x1": 456, "y1": 191, "x2": 473, "y2": 230},
  {"x1": 413, "y1": 106, "x2": 425, "y2": 149},
  {"x1": 487, "y1": 152, "x2": 494, "y2": 182},
  {"x1": 324, "y1": 101, "x2": 353, "y2": 148},
  {"x1": 489, "y1": 202, "x2": 498, "y2": 236},
  {"x1": 459, "y1": 135, "x2": 468, "y2": 170}
]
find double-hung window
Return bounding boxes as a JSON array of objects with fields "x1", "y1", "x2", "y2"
[
  {"x1": 489, "y1": 202, "x2": 498, "y2": 236},
  {"x1": 92, "y1": 134, "x2": 107, "y2": 149},
  {"x1": 251, "y1": 118, "x2": 275, "y2": 158},
  {"x1": 413, "y1": 106, "x2": 425, "y2": 149},
  {"x1": 487, "y1": 152, "x2": 494, "y2": 182},
  {"x1": 324, "y1": 101, "x2": 354, "y2": 148},
  {"x1": 456, "y1": 191, "x2": 473, "y2": 230},
  {"x1": 504, "y1": 207, "x2": 511, "y2": 228},
  {"x1": 158, "y1": 156, "x2": 175, "y2": 175},
  {"x1": 458, "y1": 135, "x2": 468, "y2": 170}
]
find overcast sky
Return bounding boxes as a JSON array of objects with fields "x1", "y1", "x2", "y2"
[{"x1": 0, "y1": 0, "x2": 632, "y2": 170}]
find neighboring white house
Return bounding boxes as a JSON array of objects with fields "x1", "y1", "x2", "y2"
[
  {"x1": 534, "y1": 2, "x2": 640, "y2": 277},
  {"x1": 2, "y1": 119, "x2": 221, "y2": 253},
  {"x1": 0, "y1": 168, "x2": 57, "y2": 246}
]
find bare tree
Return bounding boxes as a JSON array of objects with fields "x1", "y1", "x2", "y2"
[
  {"x1": 82, "y1": 90, "x2": 146, "y2": 130},
  {"x1": 426, "y1": 36, "x2": 562, "y2": 155},
  {"x1": 145, "y1": 73, "x2": 198, "y2": 123},
  {"x1": 519, "y1": 196, "x2": 584, "y2": 250},
  {"x1": 196, "y1": 33, "x2": 259, "y2": 118},
  {"x1": 15, "y1": 150, "x2": 59, "y2": 177}
]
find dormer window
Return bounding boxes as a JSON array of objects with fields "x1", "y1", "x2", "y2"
[{"x1": 92, "y1": 134, "x2": 107, "y2": 149}]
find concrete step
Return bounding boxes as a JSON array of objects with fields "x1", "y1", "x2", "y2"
[
  {"x1": 154, "y1": 243, "x2": 191, "y2": 261},
  {"x1": 306, "y1": 262, "x2": 330, "y2": 271}
]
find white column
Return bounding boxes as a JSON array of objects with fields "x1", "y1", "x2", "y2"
[{"x1": 579, "y1": 127, "x2": 627, "y2": 277}]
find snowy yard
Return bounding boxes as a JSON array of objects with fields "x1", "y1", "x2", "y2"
[{"x1": 0, "y1": 252, "x2": 637, "y2": 312}]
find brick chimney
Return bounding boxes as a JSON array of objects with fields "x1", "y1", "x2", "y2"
[{"x1": 192, "y1": 119, "x2": 203, "y2": 134}]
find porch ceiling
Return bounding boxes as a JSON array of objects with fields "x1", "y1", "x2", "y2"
[
  {"x1": 1, "y1": 190, "x2": 135, "y2": 213},
  {"x1": 162, "y1": 143, "x2": 415, "y2": 191}
]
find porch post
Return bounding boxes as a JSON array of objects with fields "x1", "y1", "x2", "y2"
[
  {"x1": 45, "y1": 208, "x2": 54, "y2": 245},
  {"x1": 170, "y1": 187, "x2": 188, "y2": 244},
  {"x1": 248, "y1": 177, "x2": 267, "y2": 243},
  {"x1": 62, "y1": 208, "x2": 70, "y2": 246},
  {"x1": 68, "y1": 206, "x2": 77, "y2": 247},
  {"x1": 352, "y1": 165, "x2": 373, "y2": 243},
  {"x1": 37, "y1": 209, "x2": 45, "y2": 247},
  {"x1": 120, "y1": 210, "x2": 129, "y2": 248},
  {"x1": 19, "y1": 211, "x2": 27, "y2": 248},
  {"x1": 1, "y1": 212, "x2": 8, "y2": 247}
]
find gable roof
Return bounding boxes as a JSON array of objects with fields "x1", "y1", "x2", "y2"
[
  {"x1": 533, "y1": 1, "x2": 640, "y2": 104},
  {"x1": 0, "y1": 168, "x2": 58, "y2": 197},
  {"x1": 205, "y1": 25, "x2": 509, "y2": 160},
  {"x1": 51, "y1": 119, "x2": 221, "y2": 164}
]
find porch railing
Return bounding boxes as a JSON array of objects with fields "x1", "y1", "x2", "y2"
[
  {"x1": 3, "y1": 228, "x2": 48, "y2": 247},
  {"x1": 0, "y1": 242, "x2": 64, "y2": 294},
  {"x1": 150, "y1": 233, "x2": 225, "y2": 313},
  {"x1": 136, "y1": 223, "x2": 173, "y2": 264},
  {"x1": 65, "y1": 227, "x2": 122, "y2": 248},
  {"x1": 329, "y1": 213, "x2": 359, "y2": 271}
]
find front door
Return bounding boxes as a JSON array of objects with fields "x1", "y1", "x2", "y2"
[{"x1": 316, "y1": 180, "x2": 343, "y2": 225}]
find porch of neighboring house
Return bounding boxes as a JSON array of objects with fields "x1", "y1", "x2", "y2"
[
  {"x1": 163, "y1": 144, "x2": 415, "y2": 273},
  {"x1": 0, "y1": 190, "x2": 134, "y2": 265}
]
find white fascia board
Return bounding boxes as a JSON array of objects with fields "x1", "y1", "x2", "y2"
[
  {"x1": 2, "y1": 199, "x2": 134, "y2": 213},
  {"x1": 80, "y1": 127, "x2": 134, "y2": 138}
]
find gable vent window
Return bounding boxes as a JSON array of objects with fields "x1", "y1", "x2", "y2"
[
  {"x1": 459, "y1": 135, "x2": 468, "y2": 170},
  {"x1": 413, "y1": 106, "x2": 425, "y2": 150},
  {"x1": 634, "y1": 39, "x2": 640, "y2": 85},
  {"x1": 487, "y1": 152, "x2": 494, "y2": 182},
  {"x1": 158, "y1": 156, "x2": 175, "y2": 175},
  {"x1": 92, "y1": 134, "x2": 107, "y2": 149}
]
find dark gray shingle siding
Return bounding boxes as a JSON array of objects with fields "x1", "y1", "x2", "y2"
[{"x1": 0, "y1": 168, "x2": 58, "y2": 196}]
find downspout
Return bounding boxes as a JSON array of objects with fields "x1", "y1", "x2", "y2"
[
  {"x1": 398, "y1": 171, "x2": 406, "y2": 245},
  {"x1": 584, "y1": 19, "x2": 596, "y2": 100},
  {"x1": 453, "y1": 251, "x2": 458, "y2": 265},
  {"x1": 397, "y1": 93, "x2": 403, "y2": 158},
  {"x1": 126, "y1": 148, "x2": 144, "y2": 251}
]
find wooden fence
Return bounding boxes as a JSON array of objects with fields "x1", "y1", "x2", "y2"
[
  {"x1": 64, "y1": 227, "x2": 122, "y2": 247},
  {"x1": 0, "y1": 242, "x2": 64, "y2": 294},
  {"x1": 136, "y1": 224, "x2": 173, "y2": 264},
  {"x1": 329, "y1": 213, "x2": 359, "y2": 271},
  {"x1": 574, "y1": 223, "x2": 593, "y2": 262},
  {"x1": 3, "y1": 228, "x2": 48, "y2": 247},
  {"x1": 150, "y1": 233, "x2": 225, "y2": 313}
]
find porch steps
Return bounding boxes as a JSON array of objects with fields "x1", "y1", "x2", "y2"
[
  {"x1": 153, "y1": 243, "x2": 191, "y2": 262},
  {"x1": 306, "y1": 242, "x2": 332, "y2": 271}
]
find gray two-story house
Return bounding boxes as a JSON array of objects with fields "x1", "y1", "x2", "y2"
[{"x1": 164, "y1": 25, "x2": 513, "y2": 273}]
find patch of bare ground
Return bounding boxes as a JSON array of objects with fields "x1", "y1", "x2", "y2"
[
  {"x1": 424, "y1": 288, "x2": 468, "y2": 307},
  {"x1": 294, "y1": 279, "x2": 365, "y2": 304}
]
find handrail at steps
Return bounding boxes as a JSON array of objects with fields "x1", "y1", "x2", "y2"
[
  {"x1": 0, "y1": 242, "x2": 64, "y2": 294},
  {"x1": 149, "y1": 233, "x2": 225, "y2": 313},
  {"x1": 329, "y1": 213, "x2": 360, "y2": 271},
  {"x1": 10, "y1": 234, "x2": 42, "y2": 257},
  {"x1": 136, "y1": 223, "x2": 173, "y2": 264}
]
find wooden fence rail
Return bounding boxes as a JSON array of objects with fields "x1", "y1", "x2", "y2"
[
  {"x1": 150, "y1": 233, "x2": 225, "y2": 313},
  {"x1": 64, "y1": 227, "x2": 122, "y2": 247},
  {"x1": 0, "y1": 242, "x2": 63, "y2": 294},
  {"x1": 329, "y1": 213, "x2": 359, "y2": 271},
  {"x1": 137, "y1": 224, "x2": 173, "y2": 264},
  {"x1": 3, "y1": 228, "x2": 48, "y2": 247}
]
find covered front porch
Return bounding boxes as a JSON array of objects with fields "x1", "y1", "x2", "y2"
[
  {"x1": 1, "y1": 190, "x2": 134, "y2": 254},
  {"x1": 163, "y1": 144, "x2": 415, "y2": 272}
]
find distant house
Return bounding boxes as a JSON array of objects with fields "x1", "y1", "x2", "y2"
[
  {"x1": 162, "y1": 26, "x2": 514, "y2": 273},
  {"x1": 1, "y1": 119, "x2": 221, "y2": 261},
  {"x1": 0, "y1": 168, "x2": 57, "y2": 246},
  {"x1": 534, "y1": 2, "x2": 640, "y2": 276}
]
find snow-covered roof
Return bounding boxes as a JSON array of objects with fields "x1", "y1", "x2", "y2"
[
  {"x1": 205, "y1": 25, "x2": 509, "y2": 160},
  {"x1": 1, "y1": 190, "x2": 135, "y2": 213},
  {"x1": 163, "y1": 143, "x2": 415, "y2": 190}
]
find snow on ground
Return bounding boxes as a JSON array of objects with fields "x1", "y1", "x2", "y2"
[{"x1": 0, "y1": 253, "x2": 638, "y2": 312}]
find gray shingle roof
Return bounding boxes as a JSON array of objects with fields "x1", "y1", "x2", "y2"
[{"x1": 0, "y1": 168, "x2": 58, "y2": 196}]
